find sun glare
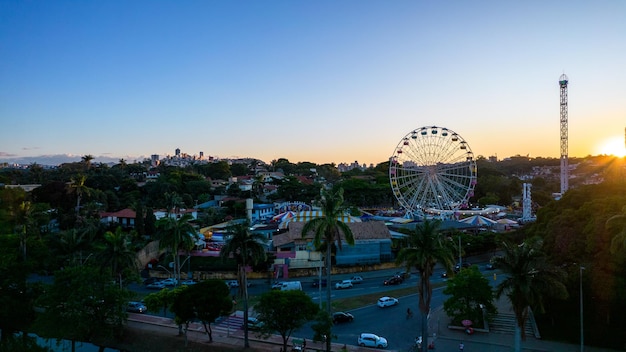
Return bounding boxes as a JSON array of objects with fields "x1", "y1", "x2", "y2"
[{"x1": 598, "y1": 137, "x2": 626, "y2": 157}]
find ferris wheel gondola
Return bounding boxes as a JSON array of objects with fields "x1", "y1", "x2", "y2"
[{"x1": 389, "y1": 126, "x2": 477, "y2": 217}]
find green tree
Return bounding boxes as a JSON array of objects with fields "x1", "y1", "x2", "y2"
[
  {"x1": 156, "y1": 213, "x2": 197, "y2": 284},
  {"x1": 81, "y1": 154, "x2": 94, "y2": 170},
  {"x1": 606, "y1": 205, "x2": 626, "y2": 253},
  {"x1": 493, "y1": 238, "x2": 568, "y2": 352},
  {"x1": 255, "y1": 290, "x2": 319, "y2": 352},
  {"x1": 220, "y1": 222, "x2": 267, "y2": 348},
  {"x1": 95, "y1": 227, "x2": 138, "y2": 286},
  {"x1": 69, "y1": 174, "x2": 91, "y2": 220},
  {"x1": 170, "y1": 280, "x2": 232, "y2": 344},
  {"x1": 143, "y1": 288, "x2": 178, "y2": 317},
  {"x1": 395, "y1": 220, "x2": 455, "y2": 352},
  {"x1": 301, "y1": 187, "x2": 354, "y2": 352},
  {"x1": 443, "y1": 265, "x2": 497, "y2": 327},
  {"x1": 34, "y1": 266, "x2": 131, "y2": 352}
]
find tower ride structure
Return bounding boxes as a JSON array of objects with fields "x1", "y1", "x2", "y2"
[{"x1": 559, "y1": 74, "x2": 569, "y2": 195}]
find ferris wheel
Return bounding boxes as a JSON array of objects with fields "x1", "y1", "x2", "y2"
[{"x1": 389, "y1": 126, "x2": 477, "y2": 217}]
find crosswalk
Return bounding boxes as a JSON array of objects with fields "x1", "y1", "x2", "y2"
[{"x1": 185, "y1": 314, "x2": 245, "y2": 336}]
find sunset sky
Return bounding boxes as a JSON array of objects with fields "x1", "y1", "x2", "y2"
[{"x1": 1, "y1": 1, "x2": 625, "y2": 166}]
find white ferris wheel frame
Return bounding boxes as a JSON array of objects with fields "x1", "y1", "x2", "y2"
[{"x1": 389, "y1": 126, "x2": 477, "y2": 217}]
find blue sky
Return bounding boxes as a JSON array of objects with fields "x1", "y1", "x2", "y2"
[{"x1": 1, "y1": 0, "x2": 625, "y2": 166}]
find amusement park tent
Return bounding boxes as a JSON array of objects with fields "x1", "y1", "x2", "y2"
[
  {"x1": 278, "y1": 210, "x2": 362, "y2": 229},
  {"x1": 271, "y1": 211, "x2": 296, "y2": 222},
  {"x1": 496, "y1": 218, "x2": 518, "y2": 225},
  {"x1": 458, "y1": 215, "x2": 497, "y2": 227}
]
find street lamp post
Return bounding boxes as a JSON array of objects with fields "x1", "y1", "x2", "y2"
[
  {"x1": 157, "y1": 265, "x2": 173, "y2": 278},
  {"x1": 458, "y1": 236, "x2": 462, "y2": 268},
  {"x1": 180, "y1": 255, "x2": 192, "y2": 280},
  {"x1": 580, "y1": 266, "x2": 585, "y2": 352}
]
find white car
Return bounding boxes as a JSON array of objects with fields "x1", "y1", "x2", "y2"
[
  {"x1": 350, "y1": 275, "x2": 364, "y2": 284},
  {"x1": 377, "y1": 296, "x2": 399, "y2": 308},
  {"x1": 146, "y1": 281, "x2": 166, "y2": 290},
  {"x1": 226, "y1": 280, "x2": 239, "y2": 288},
  {"x1": 161, "y1": 278, "x2": 178, "y2": 287},
  {"x1": 358, "y1": 333, "x2": 388, "y2": 349},
  {"x1": 335, "y1": 280, "x2": 353, "y2": 289}
]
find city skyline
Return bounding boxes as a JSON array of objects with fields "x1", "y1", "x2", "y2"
[{"x1": 2, "y1": 1, "x2": 626, "y2": 166}]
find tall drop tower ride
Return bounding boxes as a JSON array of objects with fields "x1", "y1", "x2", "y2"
[{"x1": 559, "y1": 74, "x2": 569, "y2": 195}]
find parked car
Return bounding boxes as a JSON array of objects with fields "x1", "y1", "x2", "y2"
[
  {"x1": 180, "y1": 279, "x2": 196, "y2": 285},
  {"x1": 383, "y1": 276, "x2": 403, "y2": 285},
  {"x1": 271, "y1": 281, "x2": 284, "y2": 290},
  {"x1": 332, "y1": 311, "x2": 354, "y2": 323},
  {"x1": 226, "y1": 280, "x2": 239, "y2": 288},
  {"x1": 335, "y1": 280, "x2": 353, "y2": 289},
  {"x1": 127, "y1": 301, "x2": 147, "y2": 313},
  {"x1": 349, "y1": 275, "x2": 364, "y2": 284},
  {"x1": 143, "y1": 277, "x2": 160, "y2": 285},
  {"x1": 357, "y1": 333, "x2": 388, "y2": 349},
  {"x1": 377, "y1": 296, "x2": 399, "y2": 308},
  {"x1": 244, "y1": 317, "x2": 264, "y2": 331},
  {"x1": 161, "y1": 278, "x2": 178, "y2": 287},
  {"x1": 146, "y1": 281, "x2": 166, "y2": 290}
]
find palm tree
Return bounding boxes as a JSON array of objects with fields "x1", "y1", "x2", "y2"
[
  {"x1": 70, "y1": 174, "x2": 90, "y2": 219},
  {"x1": 493, "y1": 238, "x2": 568, "y2": 352},
  {"x1": 81, "y1": 154, "x2": 94, "y2": 170},
  {"x1": 301, "y1": 187, "x2": 354, "y2": 352},
  {"x1": 156, "y1": 213, "x2": 197, "y2": 284},
  {"x1": 15, "y1": 201, "x2": 34, "y2": 261},
  {"x1": 96, "y1": 227, "x2": 138, "y2": 286},
  {"x1": 50, "y1": 228, "x2": 92, "y2": 266},
  {"x1": 606, "y1": 205, "x2": 626, "y2": 253},
  {"x1": 220, "y1": 221, "x2": 266, "y2": 348},
  {"x1": 164, "y1": 192, "x2": 183, "y2": 216},
  {"x1": 395, "y1": 220, "x2": 455, "y2": 352}
]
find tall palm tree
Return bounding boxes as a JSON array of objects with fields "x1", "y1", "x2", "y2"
[
  {"x1": 96, "y1": 227, "x2": 138, "y2": 286},
  {"x1": 301, "y1": 187, "x2": 354, "y2": 352},
  {"x1": 70, "y1": 174, "x2": 90, "y2": 219},
  {"x1": 220, "y1": 221, "x2": 266, "y2": 348},
  {"x1": 81, "y1": 154, "x2": 94, "y2": 170},
  {"x1": 164, "y1": 192, "x2": 183, "y2": 216},
  {"x1": 50, "y1": 229, "x2": 92, "y2": 266},
  {"x1": 493, "y1": 238, "x2": 568, "y2": 352},
  {"x1": 606, "y1": 205, "x2": 626, "y2": 253},
  {"x1": 15, "y1": 201, "x2": 34, "y2": 261},
  {"x1": 156, "y1": 213, "x2": 197, "y2": 284},
  {"x1": 395, "y1": 220, "x2": 455, "y2": 352}
]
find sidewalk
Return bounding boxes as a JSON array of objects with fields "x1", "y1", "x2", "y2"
[
  {"x1": 127, "y1": 311, "x2": 374, "y2": 352},
  {"x1": 427, "y1": 296, "x2": 618, "y2": 352}
]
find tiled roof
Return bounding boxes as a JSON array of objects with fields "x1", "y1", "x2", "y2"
[{"x1": 272, "y1": 221, "x2": 390, "y2": 247}]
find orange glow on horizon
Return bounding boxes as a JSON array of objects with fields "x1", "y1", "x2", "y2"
[{"x1": 596, "y1": 136, "x2": 626, "y2": 157}]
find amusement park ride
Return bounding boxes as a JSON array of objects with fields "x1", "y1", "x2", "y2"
[{"x1": 389, "y1": 125, "x2": 477, "y2": 219}]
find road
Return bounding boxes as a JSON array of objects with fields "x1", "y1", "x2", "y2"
[{"x1": 132, "y1": 258, "x2": 497, "y2": 350}]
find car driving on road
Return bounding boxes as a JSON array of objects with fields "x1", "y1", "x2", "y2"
[
  {"x1": 335, "y1": 280, "x2": 353, "y2": 289},
  {"x1": 332, "y1": 311, "x2": 354, "y2": 323},
  {"x1": 127, "y1": 301, "x2": 147, "y2": 313},
  {"x1": 383, "y1": 276, "x2": 403, "y2": 285},
  {"x1": 357, "y1": 333, "x2": 388, "y2": 349},
  {"x1": 349, "y1": 275, "x2": 364, "y2": 284},
  {"x1": 377, "y1": 296, "x2": 399, "y2": 308}
]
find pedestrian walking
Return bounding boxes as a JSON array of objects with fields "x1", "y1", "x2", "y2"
[{"x1": 459, "y1": 342, "x2": 465, "y2": 351}]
